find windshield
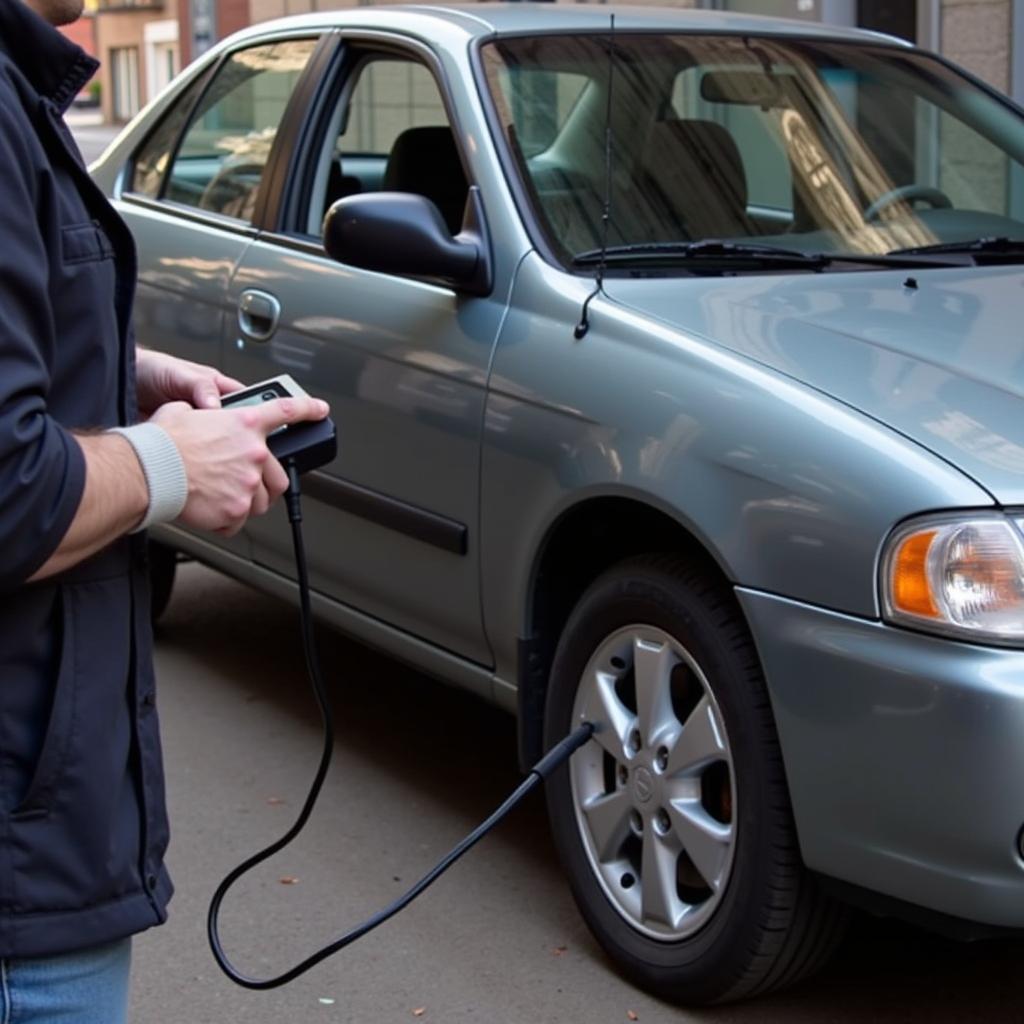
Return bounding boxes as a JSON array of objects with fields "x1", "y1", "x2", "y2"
[{"x1": 481, "y1": 34, "x2": 1024, "y2": 269}]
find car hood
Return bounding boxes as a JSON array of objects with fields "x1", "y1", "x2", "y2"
[{"x1": 604, "y1": 265, "x2": 1024, "y2": 505}]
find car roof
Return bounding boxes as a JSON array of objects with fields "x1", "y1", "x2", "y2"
[{"x1": 228, "y1": 3, "x2": 911, "y2": 50}]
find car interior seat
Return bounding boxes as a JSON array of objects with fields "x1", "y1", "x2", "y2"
[
  {"x1": 382, "y1": 126, "x2": 469, "y2": 236},
  {"x1": 637, "y1": 119, "x2": 756, "y2": 241},
  {"x1": 322, "y1": 156, "x2": 364, "y2": 220}
]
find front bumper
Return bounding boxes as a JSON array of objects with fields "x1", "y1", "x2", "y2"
[{"x1": 738, "y1": 588, "x2": 1024, "y2": 930}]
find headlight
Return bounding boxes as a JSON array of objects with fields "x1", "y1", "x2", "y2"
[{"x1": 881, "y1": 513, "x2": 1024, "y2": 644}]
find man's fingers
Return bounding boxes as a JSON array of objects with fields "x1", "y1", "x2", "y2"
[
  {"x1": 251, "y1": 482, "x2": 272, "y2": 518},
  {"x1": 216, "y1": 373, "x2": 245, "y2": 395},
  {"x1": 192, "y1": 381, "x2": 223, "y2": 410},
  {"x1": 248, "y1": 396, "x2": 330, "y2": 434},
  {"x1": 263, "y1": 457, "x2": 289, "y2": 501},
  {"x1": 195, "y1": 372, "x2": 245, "y2": 409}
]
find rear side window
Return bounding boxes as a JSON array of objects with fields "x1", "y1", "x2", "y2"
[
  {"x1": 130, "y1": 38, "x2": 317, "y2": 223},
  {"x1": 131, "y1": 72, "x2": 209, "y2": 198}
]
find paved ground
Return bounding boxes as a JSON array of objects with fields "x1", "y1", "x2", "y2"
[
  {"x1": 129, "y1": 562, "x2": 1022, "y2": 1024},
  {"x1": 66, "y1": 108, "x2": 120, "y2": 165}
]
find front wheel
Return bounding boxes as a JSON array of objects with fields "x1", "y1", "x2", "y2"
[{"x1": 543, "y1": 556, "x2": 845, "y2": 1004}]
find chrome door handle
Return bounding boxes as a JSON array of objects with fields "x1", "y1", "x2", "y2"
[{"x1": 237, "y1": 289, "x2": 281, "y2": 342}]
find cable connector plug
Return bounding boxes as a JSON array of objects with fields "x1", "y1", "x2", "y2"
[
  {"x1": 285, "y1": 460, "x2": 303, "y2": 525},
  {"x1": 530, "y1": 722, "x2": 595, "y2": 780}
]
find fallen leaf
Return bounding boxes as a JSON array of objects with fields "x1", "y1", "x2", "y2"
[
  {"x1": 279, "y1": 876, "x2": 299, "y2": 885},
  {"x1": 412, "y1": 1009, "x2": 426, "y2": 1017},
  {"x1": 627, "y1": 1012, "x2": 639, "y2": 1021},
  {"x1": 551, "y1": 945, "x2": 568, "y2": 956}
]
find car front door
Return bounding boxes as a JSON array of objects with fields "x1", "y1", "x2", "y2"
[{"x1": 222, "y1": 44, "x2": 505, "y2": 666}]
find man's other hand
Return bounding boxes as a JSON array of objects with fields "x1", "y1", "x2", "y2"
[
  {"x1": 136, "y1": 348, "x2": 243, "y2": 416},
  {"x1": 151, "y1": 396, "x2": 331, "y2": 536}
]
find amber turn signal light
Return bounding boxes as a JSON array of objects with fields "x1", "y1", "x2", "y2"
[{"x1": 889, "y1": 529, "x2": 940, "y2": 618}]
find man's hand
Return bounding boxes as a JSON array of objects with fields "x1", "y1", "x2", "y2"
[
  {"x1": 136, "y1": 348, "x2": 243, "y2": 416},
  {"x1": 151, "y1": 396, "x2": 330, "y2": 536}
]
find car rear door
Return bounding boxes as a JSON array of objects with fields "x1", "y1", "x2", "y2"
[{"x1": 221, "y1": 39, "x2": 505, "y2": 666}]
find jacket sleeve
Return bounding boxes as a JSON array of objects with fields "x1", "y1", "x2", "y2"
[{"x1": 0, "y1": 99, "x2": 86, "y2": 590}]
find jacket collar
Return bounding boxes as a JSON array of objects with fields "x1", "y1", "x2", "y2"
[{"x1": 0, "y1": 0, "x2": 98, "y2": 112}]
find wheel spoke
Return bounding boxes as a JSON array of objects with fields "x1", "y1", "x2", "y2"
[
  {"x1": 632, "y1": 637, "x2": 676, "y2": 747},
  {"x1": 580, "y1": 670, "x2": 635, "y2": 759},
  {"x1": 666, "y1": 694, "x2": 725, "y2": 776},
  {"x1": 668, "y1": 800, "x2": 733, "y2": 892},
  {"x1": 640, "y1": 821, "x2": 681, "y2": 928},
  {"x1": 581, "y1": 787, "x2": 634, "y2": 862}
]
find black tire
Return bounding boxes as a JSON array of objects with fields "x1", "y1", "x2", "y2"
[
  {"x1": 543, "y1": 555, "x2": 846, "y2": 1005},
  {"x1": 147, "y1": 540, "x2": 178, "y2": 625}
]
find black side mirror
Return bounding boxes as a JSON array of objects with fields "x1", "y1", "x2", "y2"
[{"x1": 322, "y1": 186, "x2": 492, "y2": 296}]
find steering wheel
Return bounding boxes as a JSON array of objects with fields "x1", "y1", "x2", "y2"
[{"x1": 864, "y1": 184, "x2": 952, "y2": 222}]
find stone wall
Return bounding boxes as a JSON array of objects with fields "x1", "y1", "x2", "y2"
[{"x1": 941, "y1": 0, "x2": 1012, "y2": 91}]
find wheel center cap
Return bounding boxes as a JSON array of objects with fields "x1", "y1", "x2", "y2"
[{"x1": 632, "y1": 766, "x2": 655, "y2": 804}]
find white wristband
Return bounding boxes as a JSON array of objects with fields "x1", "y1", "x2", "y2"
[{"x1": 108, "y1": 423, "x2": 189, "y2": 533}]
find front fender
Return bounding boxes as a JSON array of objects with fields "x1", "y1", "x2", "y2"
[{"x1": 480, "y1": 254, "x2": 991, "y2": 684}]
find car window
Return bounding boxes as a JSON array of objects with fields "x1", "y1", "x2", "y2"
[
  {"x1": 483, "y1": 34, "x2": 1024, "y2": 267},
  {"x1": 308, "y1": 54, "x2": 468, "y2": 237},
  {"x1": 131, "y1": 71, "x2": 210, "y2": 198},
  {"x1": 494, "y1": 66, "x2": 589, "y2": 159},
  {"x1": 344, "y1": 58, "x2": 447, "y2": 158},
  {"x1": 672, "y1": 67, "x2": 793, "y2": 217},
  {"x1": 156, "y1": 38, "x2": 317, "y2": 222},
  {"x1": 819, "y1": 65, "x2": 1017, "y2": 219}
]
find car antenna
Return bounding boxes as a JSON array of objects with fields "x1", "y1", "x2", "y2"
[{"x1": 574, "y1": 14, "x2": 616, "y2": 340}]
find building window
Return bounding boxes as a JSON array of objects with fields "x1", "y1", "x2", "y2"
[
  {"x1": 111, "y1": 46, "x2": 140, "y2": 122},
  {"x1": 153, "y1": 42, "x2": 178, "y2": 94}
]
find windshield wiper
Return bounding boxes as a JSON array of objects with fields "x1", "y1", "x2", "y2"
[
  {"x1": 571, "y1": 240, "x2": 832, "y2": 268},
  {"x1": 571, "y1": 240, "x2": 952, "y2": 270},
  {"x1": 888, "y1": 236, "x2": 1024, "y2": 257}
]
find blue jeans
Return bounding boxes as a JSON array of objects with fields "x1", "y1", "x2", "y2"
[{"x1": 0, "y1": 939, "x2": 131, "y2": 1023}]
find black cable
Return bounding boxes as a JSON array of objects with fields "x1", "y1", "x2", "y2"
[{"x1": 207, "y1": 460, "x2": 594, "y2": 990}]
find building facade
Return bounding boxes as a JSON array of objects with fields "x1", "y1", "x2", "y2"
[{"x1": 93, "y1": 0, "x2": 180, "y2": 122}]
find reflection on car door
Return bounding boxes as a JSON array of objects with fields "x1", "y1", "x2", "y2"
[
  {"x1": 121, "y1": 36, "x2": 322, "y2": 561},
  {"x1": 222, "y1": 52, "x2": 502, "y2": 666}
]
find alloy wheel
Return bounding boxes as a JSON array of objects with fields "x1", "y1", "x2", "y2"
[{"x1": 569, "y1": 625, "x2": 737, "y2": 940}]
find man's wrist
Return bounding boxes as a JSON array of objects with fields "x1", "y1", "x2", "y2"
[{"x1": 107, "y1": 423, "x2": 188, "y2": 532}]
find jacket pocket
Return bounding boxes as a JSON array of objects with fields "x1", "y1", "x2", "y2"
[
  {"x1": 61, "y1": 220, "x2": 114, "y2": 265},
  {"x1": 10, "y1": 586, "x2": 77, "y2": 819}
]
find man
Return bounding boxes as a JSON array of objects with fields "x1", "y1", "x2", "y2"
[{"x1": 0, "y1": 0, "x2": 330, "y2": 1017}]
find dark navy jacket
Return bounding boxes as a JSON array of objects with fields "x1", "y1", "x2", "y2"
[{"x1": 0, "y1": 0, "x2": 171, "y2": 956}]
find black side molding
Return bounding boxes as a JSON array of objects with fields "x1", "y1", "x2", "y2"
[{"x1": 303, "y1": 472, "x2": 467, "y2": 556}]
